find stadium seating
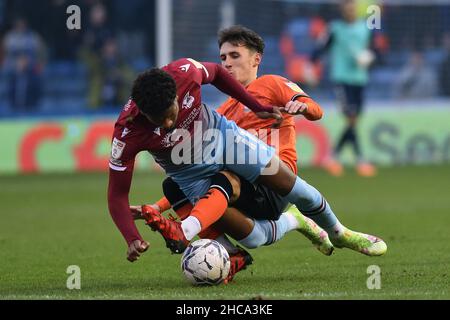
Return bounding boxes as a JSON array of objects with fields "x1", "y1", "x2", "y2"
[{"x1": 0, "y1": 40, "x2": 447, "y2": 118}]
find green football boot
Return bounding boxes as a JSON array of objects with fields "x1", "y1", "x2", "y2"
[
  {"x1": 330, "y1": 228, "x2": 387, "y2": 256},
  {"x1": 287, "y1": 205, "x2": 334, "y2": 256}
]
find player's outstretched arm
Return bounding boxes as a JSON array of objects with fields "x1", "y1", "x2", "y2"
[
  {"x1": 201, "y1": 62, "x2": 281, "y2": 115},
  {"x1": 108, "y1": 169, "x2": 149, "y2": 262}
]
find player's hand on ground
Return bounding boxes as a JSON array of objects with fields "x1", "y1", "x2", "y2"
[
  {"x1": 280, "y1": 101, "x2": 308, "y2": 115},
  {"x1": 127, "y1": 239, "x2": 150, "y2": 262},
  {"x1": 255, "y1": 106, "x2": 283, "y2": 128}
]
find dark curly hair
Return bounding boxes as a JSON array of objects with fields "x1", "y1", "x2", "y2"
[
  {"x1": 131, "y1": 68, "x2": 177, "y2": 118},
  {"x1": 218, "y1": 25, "x2": 265, "y2": 54}
]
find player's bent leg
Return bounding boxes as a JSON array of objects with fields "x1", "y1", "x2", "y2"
[
  {"x1": 181, "y1": 172, "x2": 235, "y2": 240},
  {"x1": 218, "y1": 171, "x2": 242, "y2": 203},
  {"x1": 218, "y1": 204, "x2": 333, "y2": 256},
  {"x1": 148, "y1": 172, "x2": 234, "y2": 246},
  {"x1": 258, "y1": 156, "x2": 387, "y2": 256},
  {"x1": 162, "y1": 177, "x2": 192, "y2": 219},
  {"x1": 230, "y1": 178, "x2": 333, "y2": 255},
  {"x1": 213, "y1": 207, "x2": 255, "y2": 240},
  {"x1": 148, "y1": 176, "x2": 244, "y2": 255},
  {"x1": 227, "y1": 157, "x2": 331, "y2": 251},
  {"x1": 255, "y1": 156, "x2": 297, "y2": 197}
]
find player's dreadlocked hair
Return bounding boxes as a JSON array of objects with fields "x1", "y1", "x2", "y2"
[
  {"x1": 131, "y1": 68, "x2": 177, "y2": 118},
  {"x1": 218, "y1": 25, "x2": 265, "y2": 54}
]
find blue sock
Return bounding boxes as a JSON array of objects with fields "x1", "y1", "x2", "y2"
[
  {"x1": 238, "y1": 216, "x2": 294, "y2": 249},
  {"x1": 284, "y1": 176, "x2": 340, "y2": 233}
]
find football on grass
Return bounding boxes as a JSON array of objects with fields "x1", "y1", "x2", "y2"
[{"x1": 181, "y1": 239, "x2": 230, "y2": 285}]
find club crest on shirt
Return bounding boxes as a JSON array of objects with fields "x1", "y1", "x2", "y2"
[
  {"x1": 285, "y1": 81, "x2": 304, "y2": 94},
  {"x1": 162, "y1": 129, "x2": 182, "y2": 148}
]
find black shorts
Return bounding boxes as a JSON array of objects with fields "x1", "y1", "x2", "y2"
[
  {"x1": 231, "y1": 176, "x2": 289, "y2": 221},
  {"x1": 335, "y1": 84, "x2": 365, "y2": 117}
]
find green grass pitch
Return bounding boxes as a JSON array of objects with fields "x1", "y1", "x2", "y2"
[{"x1": 1, "y1": 165, "x2": 449, "y2": 300}]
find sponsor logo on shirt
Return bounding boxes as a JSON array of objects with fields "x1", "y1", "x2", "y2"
[
  {"x1": 111, "y1": 137, "x2": 126, "y2": 160},
  {"x1": 123, "y1": 99, "x2": 132, "y2": 111}
]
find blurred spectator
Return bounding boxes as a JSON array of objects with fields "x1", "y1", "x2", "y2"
[
  {"x1": 439, "y1": 33, "x2": 450, "y2": 97},
  {"x1": 99, "y1": 38, "x2": 134, "y2": 106},
  {"x1": 311, "y1": 0, "x2": 382, "y2": 177},
  {"x1": 79, "y1": 2, "x2": 115, "y2": 108},
  {"x1": 2, "y1": 17, "x2": 46, "y2": 111},
  {"x1": 279, "y1": 17, "x2": 326, "y2": 88},
  {"x1": 393, "y1": 51, "x2": 438, "y2": 99}
]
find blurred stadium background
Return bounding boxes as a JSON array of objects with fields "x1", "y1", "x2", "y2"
[
  {"x1": 0, "y1": 0, "x2": 449, "y2": 173},
  {"x1": 1, "y1": 0, "x2": 450, "y2": 300}
]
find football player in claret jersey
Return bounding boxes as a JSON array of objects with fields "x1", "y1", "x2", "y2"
[
  {"x1": 108, "y1": 57, "x2": 284, "y2": 262},
  {"x1": 133, "y1": 26, "x2": 336, "y2": 282},
  {"x1": 132, "y1": 26, "x2": 385, "y2": 280},
  {"x1": 118, "y1": 26, "x2": 386, "y2": 278}
]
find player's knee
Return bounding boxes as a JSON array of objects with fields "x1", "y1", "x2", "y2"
[
  {"x1": 162, "y1": 177, "x2": 189, "y2": 210},
  {"x1": 218, "y1": 171, "x2": 241, "y2": 203},
  {"x1": 209, "y1": 171, "x2": 239, "y2": 204}
]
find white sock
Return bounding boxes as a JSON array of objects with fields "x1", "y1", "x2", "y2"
[
  {"x1": 181, "y1": 216, "x2": 202, "y2": 241},
  {"x1": 282, "y1": 212, "x2": 300, "y2": 231}
]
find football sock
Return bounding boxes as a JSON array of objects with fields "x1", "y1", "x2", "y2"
[
  {"x1": 238, "y1": 215, "x2": 296, "y2": 249},
  {"x1": 189, "y1": 188, "x2": 229, "y2": 235},
  {"x1": 174, "y1": 203, "x2": 193, "y2": 221},
  {"x1": 155, "y1": 196, "x2": 172, "y2": 213},
  {"x1": 181, "y1": 216, "x2": 202, "y2": 241},
  {"x1": 283, "y1": 211, "x2": 300, "y2": 230},
  {"x1": 284, "y1": 176, "x2": 345, "y2": 237}
]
